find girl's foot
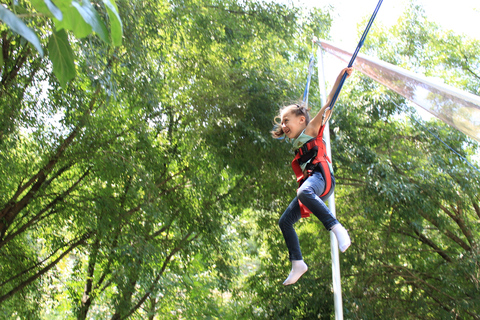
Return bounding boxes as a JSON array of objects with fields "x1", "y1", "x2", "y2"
[
  {"x1": 331, "y1": 224, "x2": 351, "y2": 252},
  {"x1": 283, "y1": 260, "x2": 308, "y2": 285}
]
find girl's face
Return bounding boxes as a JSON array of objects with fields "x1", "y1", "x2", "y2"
[{"x1": 281, "y1": 111, "x2": 306, "y2": 139}]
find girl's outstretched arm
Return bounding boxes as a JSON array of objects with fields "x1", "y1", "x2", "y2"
[{"x1": 305, "y1": 67, "x2": 353, "y2": 137}]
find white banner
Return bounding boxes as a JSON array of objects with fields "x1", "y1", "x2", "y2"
[{"x1": 316, "y1": 39, "x2": 480, "y2": 143}]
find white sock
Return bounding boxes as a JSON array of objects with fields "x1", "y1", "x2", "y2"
[
  {"x1": 331, "y1": 224, "x2": 351, "y2": 253},
  {"x1": 283, "y1": 260, "x2": 308, "y2": 286}
]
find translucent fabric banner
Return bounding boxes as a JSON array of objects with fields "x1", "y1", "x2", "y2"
[{"x1": 316, "y1": 39, "x2": 480, "y2": 143}]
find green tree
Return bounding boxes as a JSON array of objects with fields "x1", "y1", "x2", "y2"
[
  {"x1": 241, "y1": 2, "x2": 479, "y2": 320},
  {"x1": 0, "y1": 0, "x2": 326, "y2": 318}
]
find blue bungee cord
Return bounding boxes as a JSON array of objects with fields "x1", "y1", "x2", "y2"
[
  {"x1": 303, "y1": 53, "x2": 315, "y2": 105},
  {"x1": 327, "y1": 0, "x2": 383, "y2": 110}
]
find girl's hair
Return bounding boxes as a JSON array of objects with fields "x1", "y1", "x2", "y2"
[{"x1": 271, "y1": 102, "x2": 310, "y2": 139}]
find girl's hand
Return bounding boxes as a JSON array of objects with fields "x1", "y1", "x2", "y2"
[
  {"x1": 341, "y1": 67, "x2": 354, "y2": 79},
  {"x1": 304, "y1": 67, "x2": 354, "y2": 136}
]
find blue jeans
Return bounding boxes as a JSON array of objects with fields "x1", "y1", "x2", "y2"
[{"x1": 278, "y1": 171, "x2": 339, "y2": 261}]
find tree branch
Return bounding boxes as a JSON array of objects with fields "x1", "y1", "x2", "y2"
[
  {"x1": 439, "y1": 203, "x2": 475, "y2": 249},
  {"x1": 0, "y1": 168, "x2": 90, "y2": 249},
  {"x1": 0, "y1": 233, "x2": 91, "y2": 304},
  {"x1": 411, "y1": 227, "x2": 452, "y2": 262},
  {"x1": 121, "y1": 232, "x2": 198, "y2": 320},
  {"x1": 417, "y1": 208, "x2": 471, "y2": 252},
  {"x1": 78, "y1": 238, "x2": 100, "y2": 320},
  {"x1": 0, "y1": 87, "x2": 101, "y2": 241}
]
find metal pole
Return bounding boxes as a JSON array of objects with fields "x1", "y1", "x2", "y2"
[{"x1": 318, "y1": 45, "x2": 343, "y2": 320}]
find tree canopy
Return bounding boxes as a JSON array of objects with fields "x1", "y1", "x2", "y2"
[{"x1": 0, "y1": 0, "x2": 478, "y2": 319}]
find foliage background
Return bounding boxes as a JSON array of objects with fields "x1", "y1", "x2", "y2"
[{"x1": 0, "y1": 0, "x2": 478, "y2": 319}]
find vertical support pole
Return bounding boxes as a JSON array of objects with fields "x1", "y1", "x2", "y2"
[{"x1": 318, "y1": 46, "x2": 344, "y2": 320}]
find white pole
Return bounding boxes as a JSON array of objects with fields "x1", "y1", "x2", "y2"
[{"x1": 318, "y1": 45, "x2": 344, "y2": 320}]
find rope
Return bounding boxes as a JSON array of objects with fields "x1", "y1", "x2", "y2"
[
  {"x1": 274, "y1": 53, "x2": 315, "y2": 140},
  {"x1": 303, "y1": 53, "x2": 315, "y2": 106},
  {"x1": 327, "y1": 0, "x2": 383, "y2": 110}
]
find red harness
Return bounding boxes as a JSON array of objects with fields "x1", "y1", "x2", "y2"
[{"x1": 291, "y1": 125, "x2": 334, "y2": 218}]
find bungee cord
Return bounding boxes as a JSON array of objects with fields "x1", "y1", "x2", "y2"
[{"x1": 325, "y1": 0, "x2": 384, "y2": 111}]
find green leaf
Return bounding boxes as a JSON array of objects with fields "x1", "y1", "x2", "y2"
[
  {"x1": 0, "y1": 5, "x2": 44, "y2": 56},
  {"x1": 53, "y1": 0, "x2": 91, "y2": 38},
  {"x1": 71, "y1": 0, "x2": 109, "y2": 44},
  {"x1": 103, "y1": 0, "x2": 123, "y2": 46},
  {"x1": 12, "y1": 4, "x2": 29, "y2": 15},
  {"x1": 48, "y1": 28, "x2": 75, "y2": 87},
  {"x1": 31, "y1": 0, "x2": 63, "y2": 20}
]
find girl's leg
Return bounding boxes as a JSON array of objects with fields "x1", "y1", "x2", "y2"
[
  {"x1": 278, "y1": 198, "x2": 308, "y2": 285},
  {"x1": 278, "y1": 198, "x2": 303, "y2": 261},
  {"x1": 297, "y1": 172, "x2": 351, "y2": 252},
  {"x1": 297, "y1": 172, "x2": 338, "y2": 230}
]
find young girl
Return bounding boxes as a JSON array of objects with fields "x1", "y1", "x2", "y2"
[{"x1": 272, "y1": 67, "x2": 353, "y2": 286}]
